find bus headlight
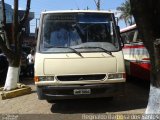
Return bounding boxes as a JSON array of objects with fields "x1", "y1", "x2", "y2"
[
  {"x1": 34, "y1": 76, "x2": 55, "y2": 82},
  {"x1": 108, "y1": 73, "x2": 125, "y2": 79}
]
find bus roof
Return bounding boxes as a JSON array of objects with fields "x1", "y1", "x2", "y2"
[
  {"x1": 120, "y1": 24, "x2": 137, "y2": 33},
  {"x1": 41, "y1": 10, "x2": 113, "y2": 14}
]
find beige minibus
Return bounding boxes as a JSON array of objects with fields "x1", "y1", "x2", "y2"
[{"x1": 34, "y1": 10, "x2": 126, "y2": 103}]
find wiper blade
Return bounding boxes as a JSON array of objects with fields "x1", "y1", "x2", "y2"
[
  {"x1": 75, "y1": 47, "x2": 113, "y2": 56},
  {"x1": 55, "y1": 47, "x2": 83, "y2": 58}
]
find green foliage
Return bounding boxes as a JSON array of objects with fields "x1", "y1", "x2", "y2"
[{"x1": 117, "y1": 0, "x2": 134, "y2": 26}]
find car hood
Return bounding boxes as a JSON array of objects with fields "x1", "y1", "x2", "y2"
[{"x1": 43, "y1": 53, "x2": 117, "y2": 75}]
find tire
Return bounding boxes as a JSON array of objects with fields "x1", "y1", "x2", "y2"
[
  {"x1": 47, "y1": 100, "x2": 55, "y2": 103},
  {"x1": 104, "y1": 97, "x2": 114, "y2": 101},
  {"x1": 46, "y1": 99, "x2": 65, "y2": 103}
]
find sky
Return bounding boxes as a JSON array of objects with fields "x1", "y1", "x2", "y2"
[{"x1": 3, "y1": 0, "x2": 125, "y2": 33}]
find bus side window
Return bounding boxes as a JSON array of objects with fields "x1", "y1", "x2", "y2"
[
  {"x1": 121, "y1": 33, "x2": 129, "y2": 44},
  {"x1": 133, "y1": 30, "x2": 138, "y2": 42},
  {"x1": 128, "y1": 30, "x2": 135, "y2": 43},
  {"x1": 137, "y1": 31, "x2": 143, "y2": 42}
]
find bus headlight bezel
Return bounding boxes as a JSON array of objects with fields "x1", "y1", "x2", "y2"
[
  {"x1": 108, "y1": 73, "x2": 125, "y2": 79},
  {"x1": 38, "y1": 76, "x2": 55, "y2": 81}
]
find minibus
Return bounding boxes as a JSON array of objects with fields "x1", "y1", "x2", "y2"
[{"x1": 35, "y1": 10, "x2": 126, "y2": 102}]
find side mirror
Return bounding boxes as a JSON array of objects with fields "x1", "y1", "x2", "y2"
[{"x1": 35, "y1": 27, "x2": 39, "y2": 40}]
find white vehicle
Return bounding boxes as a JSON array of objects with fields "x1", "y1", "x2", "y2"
[{"x1": 35, "y1": 10, "x2": 126, "y2": 102}]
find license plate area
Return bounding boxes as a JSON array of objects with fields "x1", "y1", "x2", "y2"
[{"x1": 74, "y1": 89, "x2": 91, "y2": 95}]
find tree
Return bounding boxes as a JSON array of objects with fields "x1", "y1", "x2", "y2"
[
  {"x1": 0, "y1": 0, "x2": 31, "y2": 91},
  {"x1": 130, "y1": 0, "x2": 160, "y2": 114},
  {"x1": 117, "y1": 0, "x2": 134, "y2": 26},
  {"x1": 94, "y1": 0, "x2": 101, "y2": 10}
]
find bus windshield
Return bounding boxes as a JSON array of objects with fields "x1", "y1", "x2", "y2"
[{"x1": 40, "y1": 13, "x2": 120, "y2": 53}]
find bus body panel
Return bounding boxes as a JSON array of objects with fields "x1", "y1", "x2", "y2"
[
  {"x1": 35, "y1": 51, "x2": 125, "y2": 77},
  {"x1": 121, "y1": 24, "x2": 151, "y2": 81},
  {"x1": 122, "y1": 42, "x2": 150, "y2": 80}
]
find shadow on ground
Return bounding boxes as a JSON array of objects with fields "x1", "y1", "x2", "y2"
[
  {"x1": 21, "y1": 77, "x2": 37, "y2": 93},
  {"x1": 51, "y1": 80, "x2": 149, "y2": 114}
]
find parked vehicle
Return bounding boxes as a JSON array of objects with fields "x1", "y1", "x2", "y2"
[
  {"x1": 0, "y1": 51, "x2": 8, "y2": 85},
  {"x1": 20, "y1": 46, "x2": 32, "y2": 76},
  {"x1": 0, "y1": 46, "x2": 31, "y2": 85},
  {"x1": 35, "y1": 10, "x2": 126, "y2": 102},
  {"x1": 121, "y1": 24, "x2": 150, "y2": 80}
]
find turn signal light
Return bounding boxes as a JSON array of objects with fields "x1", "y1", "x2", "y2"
[{"x1": 34, "y1": 76, "x2": 39, "y2": 82}]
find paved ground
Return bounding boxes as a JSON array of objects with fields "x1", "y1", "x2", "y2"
[{"x1": 0, "y1": 78, "x2": 150, "y2": 120}]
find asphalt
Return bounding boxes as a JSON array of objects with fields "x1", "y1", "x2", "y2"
[{"x1": 0, "y1": 77, "x2": 150, "y2": 120}]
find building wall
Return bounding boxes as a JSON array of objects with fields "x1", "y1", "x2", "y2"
[
  {"x1": 0, "y1": 2, "x2": 13, "y2": 28},
  {"x1": 0, "y1": 2, "x2": 34, "y2": 37},
  {"x1": 18, "y1": 10, "x2": 34, "y2": 37}
]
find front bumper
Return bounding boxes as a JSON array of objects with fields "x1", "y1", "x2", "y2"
[{"x1": 37, "y1": 83, "x2": 125, "y2": 100}]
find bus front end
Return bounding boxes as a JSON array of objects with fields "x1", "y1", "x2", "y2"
[{"x1": 35, "y1": 10, "x2": 126, "y2": 102}]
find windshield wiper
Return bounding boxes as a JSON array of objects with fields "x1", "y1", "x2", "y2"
[
  {"x1": 55, "y1": 47, "x2": 83, "y2": 58},
  {"x1": 75, "y1": 47, "x2": 113, "y2": 56}
]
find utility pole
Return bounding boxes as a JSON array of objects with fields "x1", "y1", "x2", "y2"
[
  {"x1": 87, "y1": 6, "x2": 89, "y2": 10},
  {"x1": 94, "y1": 0, "x2": 100, "y2": 10},
  {"x1": 97, "y1": 0, "x2": 100, "y2": 10}
]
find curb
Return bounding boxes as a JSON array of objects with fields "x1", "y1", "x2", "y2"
[{"x1": 0, "y1": 83, "x2": 32, "y2": 100}]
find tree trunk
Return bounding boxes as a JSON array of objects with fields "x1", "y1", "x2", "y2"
[
  {"x1": 145, "y1": 85, "x2": 160, "y2": 114},
  {"x1": 0, "y1": 36, "x2": 20, "y2": 90},
  {"x1": 130, "y1": 0, "x2": 160, "y2": 114},
  {"x1": 3, "y1": 55, "x2": 20, "y2": 90},
  {"x1": 4, "y1": 67, "x2": 19, "y2": 90},
  {"x1": 145, "y1": 40, "x2": 160, "y2": 114},
  {"x1": 0, "y1": 0, "x2": 31, "y2": 91}
]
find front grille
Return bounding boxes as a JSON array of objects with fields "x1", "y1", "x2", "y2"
[{"x1": 57, "y1": 74, "x2": 106, "y2": 81}]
